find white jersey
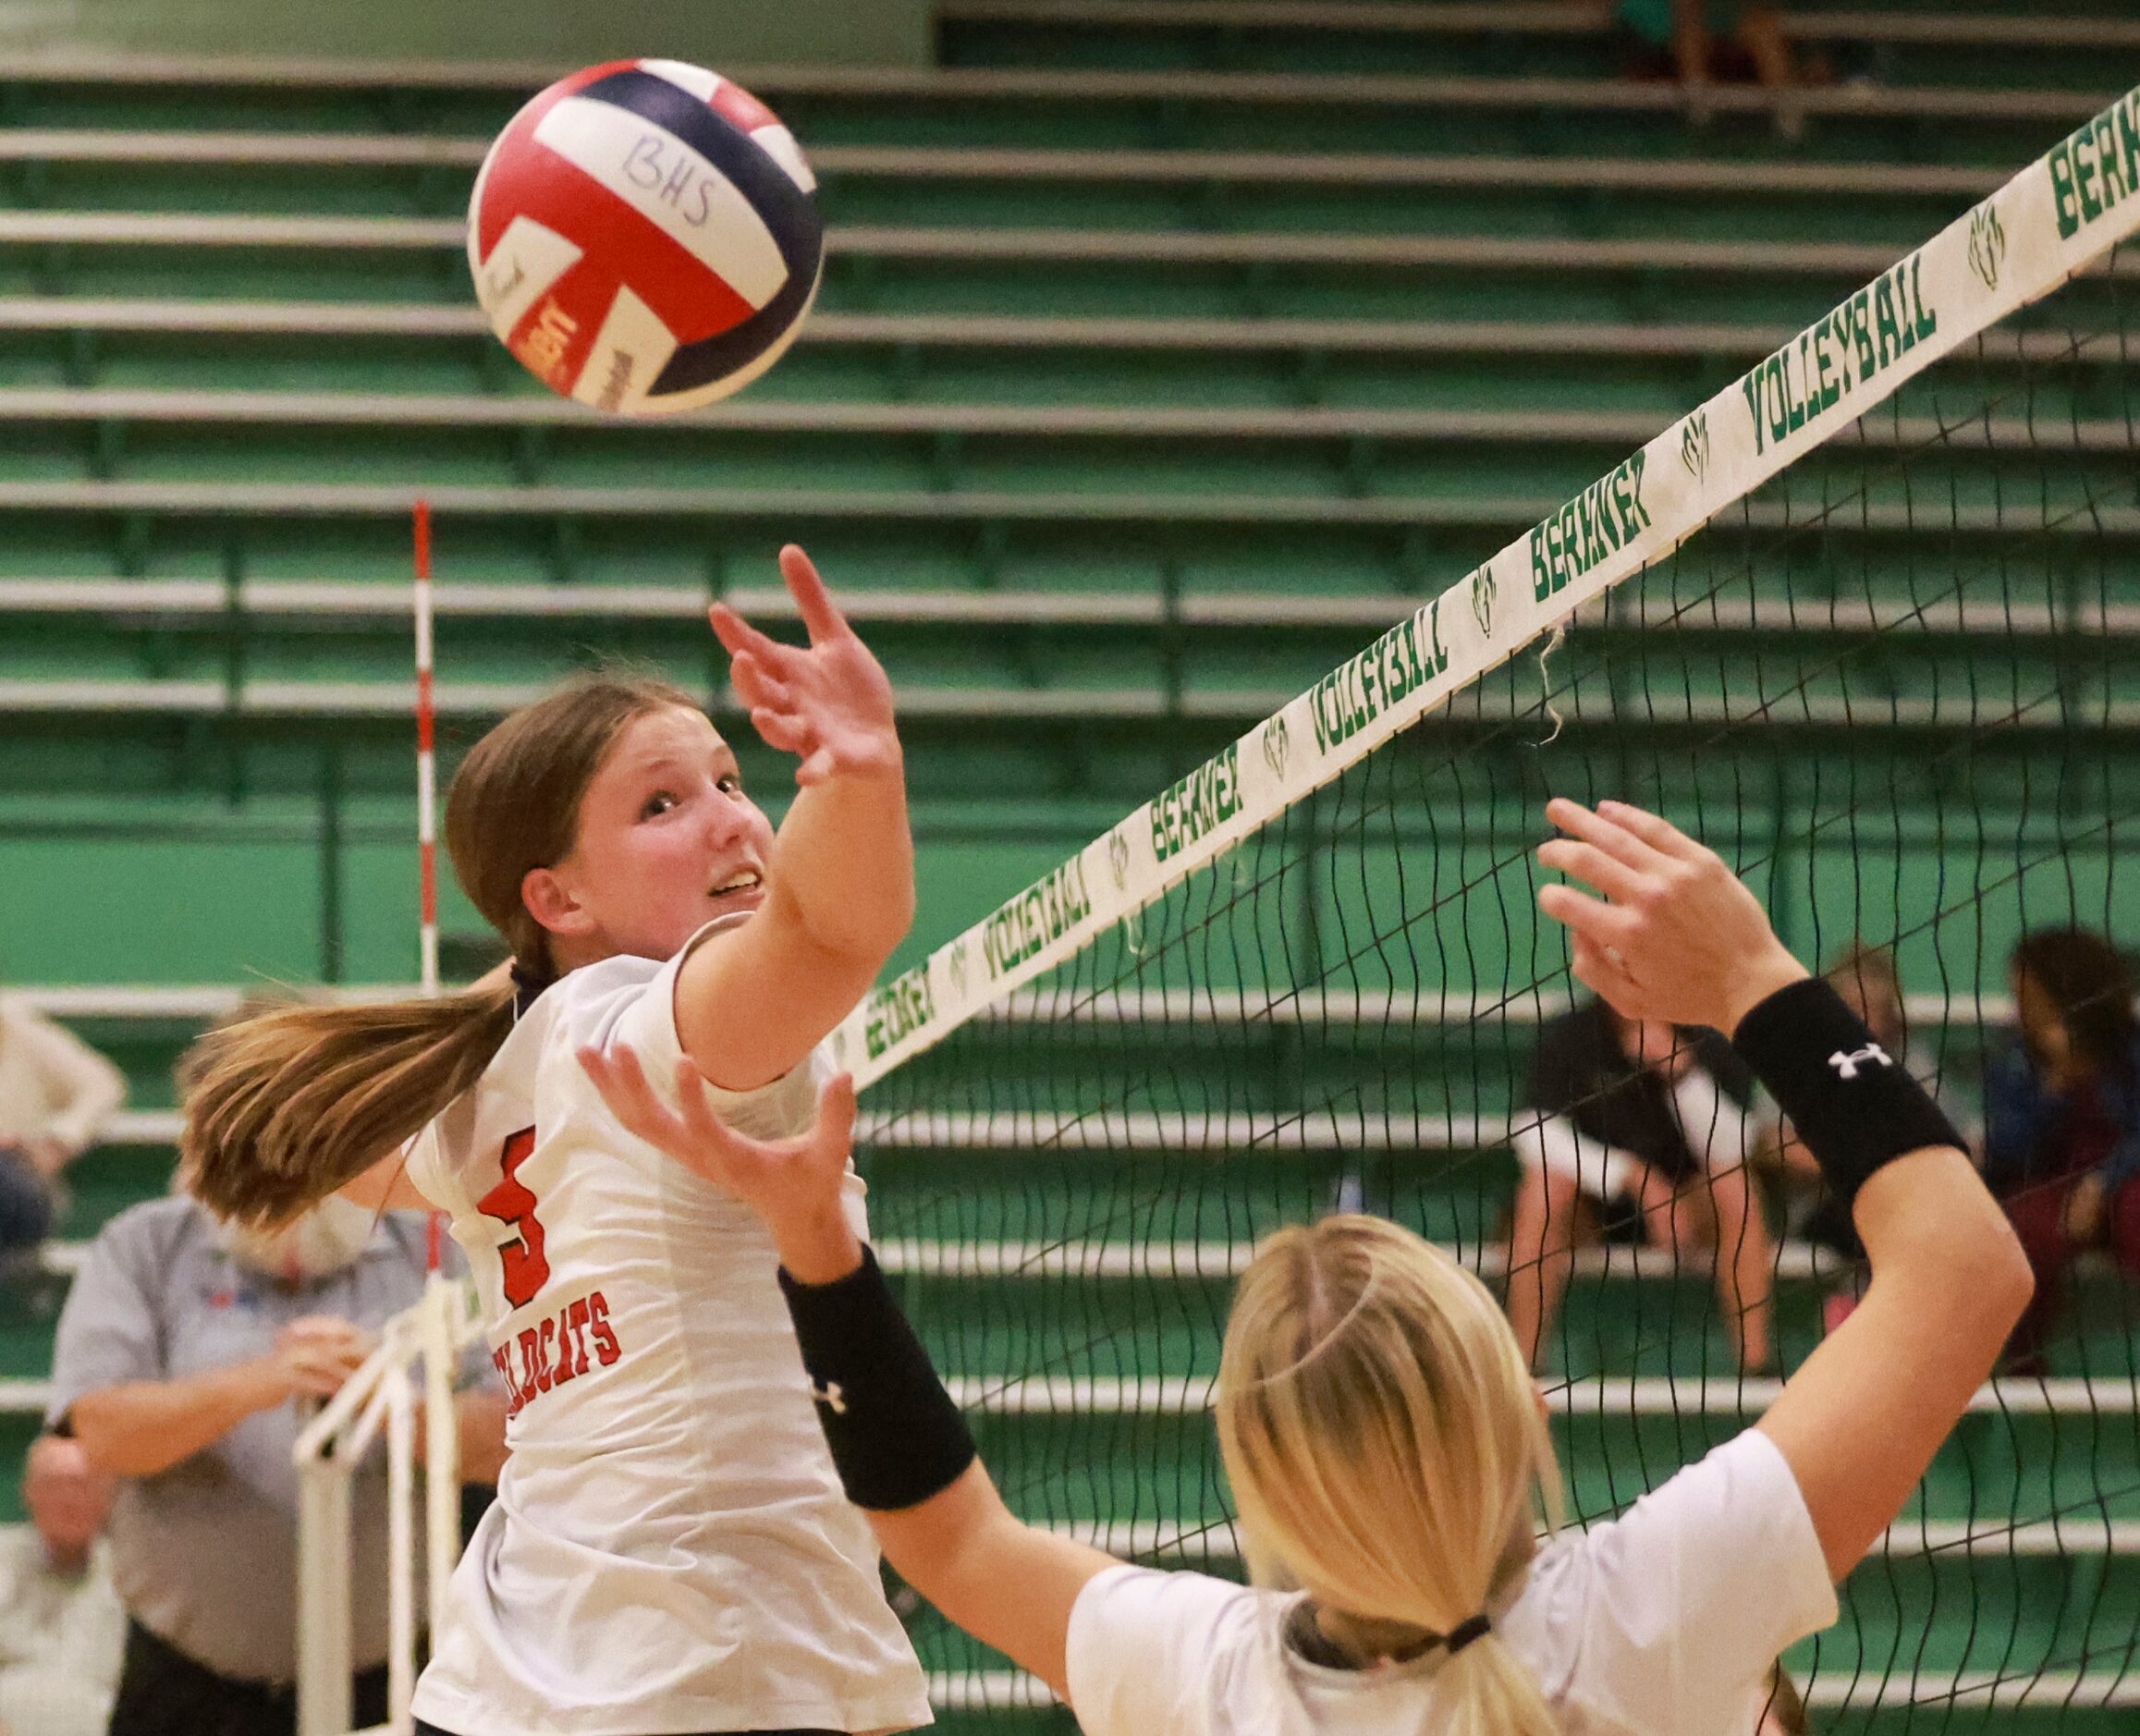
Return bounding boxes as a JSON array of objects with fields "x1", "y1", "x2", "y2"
[
  {"x1": 405, "y1": 924, "x2": 931, "y2": 1736},
  {"x1": 1066, "y1": 1430, "x2": 1836, "y2": 1736}
]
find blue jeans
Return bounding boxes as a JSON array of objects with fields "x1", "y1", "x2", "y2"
[{"x1": 0, "y1": 1149, "x2": 54, "y2": 1255}]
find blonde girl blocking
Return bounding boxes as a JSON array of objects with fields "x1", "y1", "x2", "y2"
[{"x1": 1217, "y1": 1215, "x2": 1562, "y2": 1736}]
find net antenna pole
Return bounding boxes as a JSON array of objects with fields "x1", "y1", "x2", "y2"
[
  {"x1": 412, "y1": 496, "x2": 463, "y2": 1713},
  {"x1": 414, "y1": 496, "x2": 440, "y2": 1002}
]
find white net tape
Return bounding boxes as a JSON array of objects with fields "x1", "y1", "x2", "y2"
[{"x1": 829, "y1": 85, "x2": 2140, "y2": 1094}]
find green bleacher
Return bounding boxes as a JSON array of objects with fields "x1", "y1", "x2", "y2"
[{"x1": 0, "y1": 2, "x2": 2135, "y2": 1728}]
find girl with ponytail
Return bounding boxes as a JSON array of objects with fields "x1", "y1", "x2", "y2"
[
  {"x1": 182, "y1": 546, "x2": 931, "y2": 1736},
  {"x1": 584, "y1": 798, "x2": 2031, "y2": 1736}
]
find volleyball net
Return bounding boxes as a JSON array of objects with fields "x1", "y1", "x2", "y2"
[
  {"x1": 836, "y1": 90, "x2": 2140, "y2": 1728},
  {"x1": 306, "y1": 88, "x2": 2140, "y2": 1736}
]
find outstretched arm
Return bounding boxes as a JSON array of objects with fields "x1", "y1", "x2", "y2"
[
  {"x1": 1537, "y1": 798, "x2": 2031, "y2": 1581},
  {"x1": 578, "y1": 1044, "x2": 1115, "y2": 1698},
  {"x1": 675, "y1": 545, "x2": 914, "y2": 1092}
]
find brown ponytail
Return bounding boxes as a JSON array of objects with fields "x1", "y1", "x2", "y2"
[
  {"x1": 182, "y1": 985, "x2": 517, "y2": 1223},
  {"x1": 181, "y1": 673, "x2": 698, "y2": 1225}
]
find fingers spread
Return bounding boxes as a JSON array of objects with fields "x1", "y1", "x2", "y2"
[
  {"x1": 674, "y1": 1061, "x2": 733, "y2": 1149},
  {"x1": 1536, "y1": 837, "x2": 1649, "y2": 905},
  {"x1": 708, "y1": 603, "x2": 784, "y2": 664},
  {"x1": 579, "y1": 1044, "x2": 681, "y2": 1148},
  {"x1": 1543, "y1": 797, "x2": 1668, "y2": 877},
  {"x1": 1595, "y1": 799, "x2": 1707, "y2": 864},
  {"x1": 780, "y1": 544, "x2": 850, "y2": 645},
  {"x1": 1536, "y1": 879, "x2": 1633, "y2": 948},
  {"x1": 1568, "y1": 932, "x2": 1646, "y2": 1014},
  {"x1": 728, "y1": 653, "x2": 794, "y2": 716},
  {"x1": 750, "y1": 707, "x2": 813, "y2": 757}
]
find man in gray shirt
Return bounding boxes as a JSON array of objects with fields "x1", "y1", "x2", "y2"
[{"x1": 47, "y1": 1192, "x2": 507, "y2": 1736}]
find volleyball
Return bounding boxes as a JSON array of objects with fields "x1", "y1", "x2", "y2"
[{"x1": 467, "y1": 58, "x2": 823, "y2": 416}]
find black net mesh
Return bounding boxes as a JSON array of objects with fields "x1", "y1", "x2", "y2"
[{"x1": 861, "y1": 244, "x2": 2140, "y2": 1732}]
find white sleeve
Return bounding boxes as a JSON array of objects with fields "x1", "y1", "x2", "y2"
[
  {"x1": 600, "y1": 920, "x2": 827, "y2": 1141},
  {"x1": 1559, "y1": 1430, "x2": 1837, "y2": 1736},
  {"x1": 1066, "y1": 1565, "x2": 1252, "y2": 1736},
  {"x1": 1669, "y1": 1067, "x2": 1755, "y2": 1175},
  {"x1": 1512, "y1": 1112, "x2": 1637, "y2": 1201}
]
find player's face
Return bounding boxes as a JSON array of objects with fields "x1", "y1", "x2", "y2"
[{"x1": 534, "y1": 705, "x2": 777, "y2": 967}]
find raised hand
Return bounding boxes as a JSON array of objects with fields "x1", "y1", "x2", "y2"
[
  {"x1": 709, "y1": 544, "x2": 901, "y2": 788},
  {"x1": 1535, "y1": 797, "x2": 1807, "y2": 1034},
  {"x1": 578, "y1": 1041, "x2": 864, "y2": 1281}
]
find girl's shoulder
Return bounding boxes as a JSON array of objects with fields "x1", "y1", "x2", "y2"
[
  {"x1": 1065, "y1": 1565, "x2": 1283, "y2": 1736},
  {"x1": 1507, "y1": 1430, "x2": 1835, "y2": 1732}
]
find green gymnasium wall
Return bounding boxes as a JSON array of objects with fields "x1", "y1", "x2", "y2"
[{"x1": 0, "y1": 0, "x2": 930, "y2": 69}]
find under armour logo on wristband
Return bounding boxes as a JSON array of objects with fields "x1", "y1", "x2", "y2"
[
  {"x1": 811, "y1": 1380, "x2": 848, "y2": 1414},
  {"x1": 1828, "y1": 1043, "x2": 1892, "y2": 1081}
]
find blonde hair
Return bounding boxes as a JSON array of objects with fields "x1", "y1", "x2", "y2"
[
  {"x1": 1217, "y1": 1216, "x2": 1562, "y2": 1736},
  {"x1": 182, "y1": 675, "x2": 698, "y2": 1225}
]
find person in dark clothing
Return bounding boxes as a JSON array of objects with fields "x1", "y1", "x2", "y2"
[
  {"x1": 1506, "y1": 996, "x2": 1775, "y2": 1373},
  {"x1": 1984, "y1": 928, "x2": 2140, "y2": 1372}
]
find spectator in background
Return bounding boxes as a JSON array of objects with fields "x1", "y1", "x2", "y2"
[
  {"x1": 47, "y1": 1188, "x2": 507, "y2": 1736},
  {"x1": 1984, "y1": 928, "x2": 2140, "y2": 1375},
  {"x1": 1506, "y1": 994, "x2": 1776, "y2": 1374},
  {"x1": 0, "y1": 1434, "x2": 125, "y2": 1736},
  {"x1": 0, "y1": 991, "x2": 126, "y2": 1267},
  {"x1": 1611, "y1": 0, "x2": 1804, "y2": 139}
]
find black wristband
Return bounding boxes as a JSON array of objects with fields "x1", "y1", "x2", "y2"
[
  {"x1": 777, "y1": 1245, "x2": 977, "y2": 1511},
  {"x1": 1731, "y1": 976, "x2": 1964, "y2": 1207}
]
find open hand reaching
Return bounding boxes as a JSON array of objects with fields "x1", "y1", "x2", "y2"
[
  {"x1": 1536, "y1": 797, "x2": 1806, "y2": 1034},
  {"x1": 709, "y1": 545, "x2": 900, "y2": 788},
  {"x1": 578, "y1": 1041, "x2": 864, "y2": 1282}
]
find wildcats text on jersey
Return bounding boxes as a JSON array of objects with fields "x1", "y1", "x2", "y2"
[{"x1": 493, "y1": 1288, "x2": 623, "y2": 1419}]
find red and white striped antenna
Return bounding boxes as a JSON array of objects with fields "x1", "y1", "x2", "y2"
[
  {"x1": 413, "y1": 498, "x2": 440, "y2": 1001},
  {"x1": 414, "y1": 498, "x2": 445, "y2": 1276}
]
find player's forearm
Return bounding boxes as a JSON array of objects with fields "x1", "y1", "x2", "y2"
[
  {"x1": 1851, "y1": 1148, "x2": 2030, "y2": 1329},
  {"x1": 868, "y1": 1461, "x2": 1107, "y2": 1698},
  {"x1": 771, "y1": 1200, "x2": 867, "y2": 1288},
  {"x1": 765, "y1": 758, "x2": 915, "y2": 970},
  {"x1": 869, "y1": 1461, "x2": 1007, "y2": 1614},
  {"x1": 70, "y1": 1361, "x2": 285, "y2": 1476},
  {"x1": 454, "y1": 1388, "x2": 512, "y2": 1484}
]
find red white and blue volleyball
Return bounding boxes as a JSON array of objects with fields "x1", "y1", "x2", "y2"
[{"x1": 467, "y1": 59, "x2": 823, "y2": 415}]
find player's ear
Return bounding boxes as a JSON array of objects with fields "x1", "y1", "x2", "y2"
[{"x1": 521, "y1": 865, "x2": 596, "y2": 939}]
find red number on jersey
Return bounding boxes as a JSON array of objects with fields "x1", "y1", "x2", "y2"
[{"x1": 477, "y1": 1128, "x2": 550, "y2": 1308}]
